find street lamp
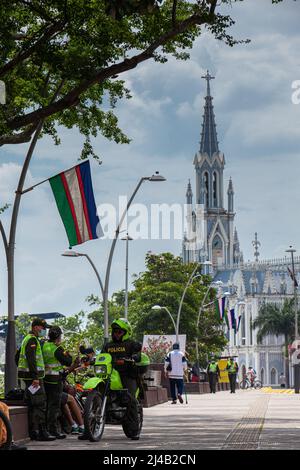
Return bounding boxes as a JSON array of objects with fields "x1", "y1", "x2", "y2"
[
  {"x1": 121, "y1": 233, "x2": 133, "y2": 319},
  {"x1": 176, "y1": 261, "x2": 212, "y2": 344},
  {"x1": 195, "y1": 280, "x2": 223, "y2": 369},
  {"x1": 151, "y1": 305, "x2": 177, "y2": 338},
  {"x1": 103, "y1": 172, "x2": 166, "y2": 343},
  {"x1": 286, "y1": 246, "x2": 299, "y2": 393},
  {"x1": 61, "y1": 250, "x2": 104, "y2": 299}
]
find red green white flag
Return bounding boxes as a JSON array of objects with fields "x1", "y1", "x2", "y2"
[{"x1": 49, "y1": 160, "x2": 103, "y2": 247}]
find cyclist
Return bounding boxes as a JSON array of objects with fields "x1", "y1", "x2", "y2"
[{"x1": 247, "y1": 366, "x2": 257, "y2": 387}]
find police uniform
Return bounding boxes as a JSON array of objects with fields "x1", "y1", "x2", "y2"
[
  {"x1": 42, "y1": 338, "x2": 72, "y2": 437},
  {"x1": 18, "y1": 319, "x2": 55, "y2": 441},
  {"x1": 226, "y1": 359, "x2": 239, "y2": 393},
  {"x1": 103, "y1": 339, "x2": 142, "y2": 397},
  {"x1": 103, "y1": 319, "x2": 142, "y2": 439},
  {"x1": 207, "y1": 361, "x2": 220, "y2": 393}
]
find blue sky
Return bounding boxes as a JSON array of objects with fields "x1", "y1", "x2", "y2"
[{"x1": 0, "y1": 0, "x2": 300, "y2": 317}]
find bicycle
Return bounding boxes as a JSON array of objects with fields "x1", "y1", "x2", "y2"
[
  {"x1": 240, "y1": 376, "x2": 263, "y2": 390},
  {"x1": 0, "y1": 409, "x2": 13, "y2": 450}
]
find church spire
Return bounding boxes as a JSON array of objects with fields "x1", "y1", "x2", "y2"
[
  {"x1": 227, "y1": 177, "x2": 234, "y2": 212},
  {"x1": 186, "y1": 179, "x2": 193, "y2": 205},
  {"x1": 200, "y1": 70, "x2": 219, "y2": 157}
]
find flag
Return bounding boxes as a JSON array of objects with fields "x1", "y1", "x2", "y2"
[
  {"x1": 230, "y1": 309, "x2": 236, "y2": 333},
  {"x1": 287, "y1": 267, "x2": 299, "y2": 287},
  {"x1": 219, "y1": 296, "x2": 226, "y2": 319},
  {"x1": 236, "y1": 314, "x2": 242, "y2": 332},
  {"x1": 49, "y1": 160, "x2": 103, "y2": 247},
  {"x1": 214, "y1": 299, "x2": 222, "y2": 323},
  {"x1": 225, "y1": 309, "x2": 231, "y2": 329}
]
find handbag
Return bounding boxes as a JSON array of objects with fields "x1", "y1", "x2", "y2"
[{"x1": 166, "y1": 354, "x2": 172, "y2": 372}]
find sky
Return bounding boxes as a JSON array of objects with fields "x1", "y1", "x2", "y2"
[{"x1": 0, "y1": 0, "x2": 300, "y2": 318}]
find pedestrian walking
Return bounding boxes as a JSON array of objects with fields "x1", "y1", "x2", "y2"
[
  {"x1": 207, "y1": 358, "x2": 220, "y2": 393},
  {"x1": 279, "y1": 372, "x2": 286, "y2": 388},
  {"x1": 17, "y1": 318, "x2": 56, "y2": 441},
  {"x1": 226, "y1": 357, "x2": 239, "y2": 393},
  {"x1": 42, "y1": 325, "x2": 75, "y2": 439},
  {"x1": 164, "y1": 343, "x2": 187, "y2": 404}
]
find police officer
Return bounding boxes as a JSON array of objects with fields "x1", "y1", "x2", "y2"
[
  {"x1": 18, "y1": 318, "x2": 56, "y2": 441},
  {"x1": 42, "y1": 325, "x2": 74, "y2": 439},
  {"x1": 207, "y1": 357, "x2": 220, "y2": 393},
  {"x1": 104, "y1": 318, "x2": 142, "y2": 440},
  {"x1": 226, "y1": 357, "x2": 239, "y2": 393}
]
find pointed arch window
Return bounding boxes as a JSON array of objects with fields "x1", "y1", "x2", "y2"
[
  {"x1": 203, "y1": 172, "x2": 209, "y2": 207},
  {"x1": 270, "y1": 368, "x2": 277, "y2": 385},
  {"x1": 213, "y1": 171, "x2": 218, "y2": 207}
]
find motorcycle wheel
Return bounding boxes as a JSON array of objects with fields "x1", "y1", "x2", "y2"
[
  {"x1": 83, "y1": 389, "x2": 106, "y2": 442},
  {"x1": 122, "y1": 401, "x2": 143, "y2": 438}
]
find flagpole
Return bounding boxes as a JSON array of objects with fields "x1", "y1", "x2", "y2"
[{"x1": 18, "y1": 160, "x2": 90, "y2": 195}]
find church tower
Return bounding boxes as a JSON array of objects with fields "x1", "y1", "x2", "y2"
[{"x1": 183, "y1": 71, "x2": 241, "y2": 268}]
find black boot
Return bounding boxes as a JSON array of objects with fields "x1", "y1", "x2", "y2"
[
  {"x1": 30, "y1": 430, "x2": 39, "y2": 440},
  {"x1": 37, "y1": 425, "x2": 56, "y2": 441},
  {"x1": 49, "y1": 429, "x2": 66, "y2": 439}
]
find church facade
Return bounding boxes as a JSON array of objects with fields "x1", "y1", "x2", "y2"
[{"x1": 183, "y1": 72, "x2": 299, "y2": 386}]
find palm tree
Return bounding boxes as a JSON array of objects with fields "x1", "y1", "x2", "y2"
[{"x1": 252, "y1": 299, "x2": 297, "y2": 388}]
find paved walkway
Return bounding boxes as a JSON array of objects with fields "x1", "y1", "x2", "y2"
[{"x1": 27, "y1": 390, "x2": 300, "y2": 450}]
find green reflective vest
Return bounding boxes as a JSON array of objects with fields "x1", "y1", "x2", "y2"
[
  {"x1": 42, "y1": 341, "x2": 64, "y2": 383},
  {"x1": 227, "y1": 361, "x2": 238, "y2": 374},
  {"x1": 209, "y1": 362, "x2": 218, "y2": 373},
  {"x1": 18, "y1": 333, "x2": 45, "y2": 379}
]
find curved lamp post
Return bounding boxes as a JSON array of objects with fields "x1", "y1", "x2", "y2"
[
  {"x1": 103, "y1": 173, "x2": 166, "y2": 343},
  {"x1": 195, "y1": 280, "x2": 223, "y2": 368},
  {"x1": 152, "y1": 305, "x2": 177, "y2": 338},
  {"x1": 61, "y1": 250, "x2": 104, "y2": 299},
  {"x1": 176, "y1": 261, "x2": 212, "y2": 343},
  {"x1": 62, "y1": 173, "x2": 166, "y2": 344},
  {"x1": 121, "y1": 233, "x2": 133, "y2": 319}
]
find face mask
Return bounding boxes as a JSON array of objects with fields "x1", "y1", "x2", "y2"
[{"x1": 38, "y1": 330, "x2": 46, "y2": 338}]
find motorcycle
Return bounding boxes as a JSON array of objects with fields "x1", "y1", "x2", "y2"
[{"x1": 82, "y1": 352, "x2": 150, "y2": 442}]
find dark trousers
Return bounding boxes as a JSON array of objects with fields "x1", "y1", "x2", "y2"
[
  {"x1": 169, "y1": 378, "x2": 184, "y2": 401},
  {"x1": 228, "y1": 373, "x2": 237, "y2": 393},
  {"x1": 208, "y1": 372, "x2": 217, "y2": 393},
  {"x1": 120, "y1": 375, "x2": 140, "y2": 437},
  {"x1": 24, "y1": 379, "x2": 47, "y2": 433},
  {"x1": 44, "y1": 381, "x2": 63, "y2": 433}
]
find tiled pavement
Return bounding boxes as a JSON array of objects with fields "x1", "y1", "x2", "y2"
[{"x1": 26, "y1": 390, "x2": 300, "y2": 450}]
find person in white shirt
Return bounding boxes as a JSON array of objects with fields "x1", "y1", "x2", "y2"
[{"x1": 164, "y1": 343, "x2": 187, "y2": 404}]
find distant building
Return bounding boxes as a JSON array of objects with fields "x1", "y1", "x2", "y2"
[
  {"x1": 214, "y1": 258, "x2": 299, "y2": 386},
  {"x1": 182, "y1": 73, "x2": 298, "y2": 386}
]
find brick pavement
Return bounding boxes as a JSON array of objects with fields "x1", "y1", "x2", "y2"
[{"x1": 26, "y1": 389, "x2": 300, "y2": 450}]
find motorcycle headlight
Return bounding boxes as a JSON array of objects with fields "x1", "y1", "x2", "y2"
[{"x1": 94, "y1": 365, "x2": 107, "y2": 375}]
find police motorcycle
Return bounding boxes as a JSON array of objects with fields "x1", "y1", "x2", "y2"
[{"x1": 82, "y1": 351, "x2": 150, "y2": 441}]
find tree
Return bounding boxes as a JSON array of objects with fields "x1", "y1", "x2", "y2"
[
  {"x1": 0, "y1": 0, "x2": 251, "y2": 149},
  {"x1": 252, "y1": 299, "x2": 297, "y2": 388},
  {"x1": 127, "y1": 252, "x2": 227, "y2": 363}
]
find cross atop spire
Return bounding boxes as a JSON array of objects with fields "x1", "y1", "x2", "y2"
[
  {"x1": 200, "y1": 70, "x2": 219, "y2": 157},
  {"x1": 201, "y1": 70, "x2": 215, "y2": 97}
]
